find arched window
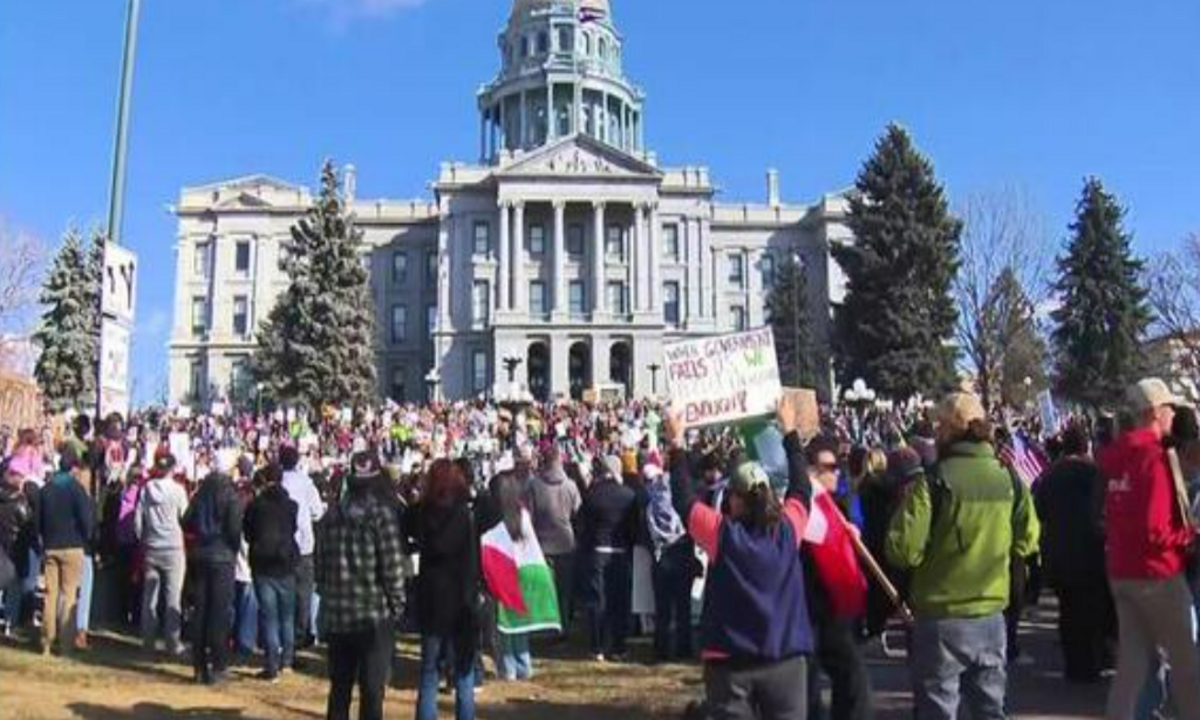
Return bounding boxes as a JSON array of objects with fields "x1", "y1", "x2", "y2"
[
  {"x1": 537, "y1": 31, "x2": 549, "y2": 54},
  {"x1": 598, "y1": 37, "x2": 608, "y2": 60},
  {"x1": 583, "y1": 32, "x2": 592, "y2": 56},
  {"x1": 521, "y1": 35, "x2": 531, "y2": 58}
]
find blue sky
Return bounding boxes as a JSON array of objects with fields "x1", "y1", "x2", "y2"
[{"x1": 2, "y1": 0, "x2": 1198, "y2": 403}]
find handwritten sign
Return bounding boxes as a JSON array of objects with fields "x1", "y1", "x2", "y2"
[
  {"x1": 0, "y1": 372, "x2": 42, "y2": 432},
  {"x1": 665, "y1": 327, "x2": 783, "y2": 427}
]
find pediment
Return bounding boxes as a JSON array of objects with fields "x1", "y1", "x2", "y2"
[
  {"x1": 215, "y1": 191, "x2": 274, "y2": 210},
  {"x1": 498, "y1": 135, "x2": 661, "y2": 179}
]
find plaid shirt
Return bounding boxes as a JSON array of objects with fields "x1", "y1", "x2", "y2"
[{"x1": 314, "y1": 493, "x2": 405, "y2": 635}]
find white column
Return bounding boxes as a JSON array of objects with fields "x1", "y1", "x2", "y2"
[
  {"x1": 649, "y1": 203, "x2": 661, "y2": 313},
  {"x1": 574, "y1": 82, "x2": 583, "y2": 135},
  {"x1": 628, "y1": 206, "x2": 640, "y2": 312},
  {"x1": 519, "y1": 90, "x2": 528, "y2": 149},
  {"x1": 547, "y1": 82, "x2": 555, "y2": 142},
  {"x1": 699, "y1": 216, "x2": 712, "y2": 318},
  {"x1": 498, "y1": 100, "x2": 506, "y2": 153},
  {"x1": 552, "y1": 201, "x2": 566, "y2": 316},
  {"x1": 437, "y1": 211, "x2": 454, "y2": 333},
  {"x1": 497, "y1": 201, "x2": 510, "y2": 311},
  {"x1": 513, "y1": 202, "x2": 527, "y2": 312},
  {"x1": 592, "y1": 201, "x2": 606, "y2": 316}
]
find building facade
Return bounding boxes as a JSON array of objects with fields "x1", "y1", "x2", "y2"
[{"x1": 168, "y1": 0, "x2": 851, "y2": 407}]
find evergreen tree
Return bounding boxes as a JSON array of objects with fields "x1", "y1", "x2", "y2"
[
  {"x1": 1051, "y1": 177, "x2": 1151, "y2": 409},
  {"x1": 34, "y1": 227, "x2": 101, "y2": 412},
  {"x1": 767, "y1": 255, "x2": 814, "y2": 388},
  {"x1": 253, "y1": 161, "x2": 377, "y2": 411},
  {"x1": 832, "y1": 124, "x2": 962, "y2": 400}
]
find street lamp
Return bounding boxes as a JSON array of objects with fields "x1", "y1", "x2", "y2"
[
  {"x1": 256, "y1": 382, "x2": 265, "y2": 418},
  {"x1": 648, "y1": 363, "x2": 661, "y2": 396},
  {"x1": 503, "y1": 353, "x2": 524, "y2": 384},
  {"x1": 425, "y1": 369, "x2": 442, "y2": 403},
  {"x1": 843, "y1": 378, "x2": 877, "y2": 443}
]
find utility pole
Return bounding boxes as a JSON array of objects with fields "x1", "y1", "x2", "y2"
[{"x1": 96, "y1": 0, "x2": 142, "y2": 420}]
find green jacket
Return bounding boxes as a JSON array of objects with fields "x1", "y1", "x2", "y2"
[{"x1": 885, "y1": 441, "x2": 1040, "y2": 620}]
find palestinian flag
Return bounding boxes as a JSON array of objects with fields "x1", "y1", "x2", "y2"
[
  {"x1": 803, "y1": 481, "x2": 868, "y2": 620},
  {"x1": 481, "y1": 511, "x2": 562, "y2": 635}
]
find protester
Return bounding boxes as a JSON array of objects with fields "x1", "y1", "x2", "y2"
[
  {"x1": 580, "y1": 454, "x2": 638, "y2": 662},
  {"x1": 134, "y1": 452, "x2": 188, "y2": 655},
  {"x1": 645, "y1": 460, "x2": 696, "y2": 663},
  {"x1": 1099, "y1": 379, "x2": 1200, "y2": 720},
  {"x1": 315, "y1": 451, "x2": 405, "y2": 720},
  {"x1": 183, "y1": 449, "x2": 244, "y2": 685},
  {"x1": 409, "y1": 458, "x2": 478, "y2": 720},
  {"x1": 1033, "y1": 422, "x2": 1113, "y2": 684},
  {"x1": 35, "y1": 445, "x2": 94, "y2": 656},
  {"x1": 280, "y1": 444, "x2": 325, "y2": 649},
  {"x1": 665, "y1": 395, "x2": 815, "y2": 720},
  {"x1": 489, "y1": 469, "x2": 546, "y2": 681},
  {"x1": 243, "y1": 462, "x2": 300, "y2": 682},
  {"x1": 527, "y1": 446, "x2": 582, "y2": 639},
  {"x1": 886, "y1": 392, "x2": 1040, "y2": 720},
  {"x1": 0, "y1": 462, "x2": 32, "y2": 636},
  {"x1": 860, "y1": 447, "x2": 920, "y2": 638}
]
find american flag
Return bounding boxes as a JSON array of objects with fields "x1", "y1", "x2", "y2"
[
  {"x1": 999, "y1": 431, "x2": 1048, "y2": 486},
  {"x1": 578, "y1": 6, "x2": 607, "y2": 23}
]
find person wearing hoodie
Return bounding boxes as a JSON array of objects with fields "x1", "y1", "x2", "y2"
[
  {"x1": 527, "y1": 447, "x2": 581, "y2": 635},
  {"x1": 645, "y1": 460, "x2": 696, "y2": 663},
  {"x1": 316, "y1": 452, "x2": 405, "y2": 720},
  {"x1": 135, "y1": 452, "x2": 189, "y2": 655},
  {"x1": 580, "y1": 454, "x2": 639, "y2": 662},
  {"x1": 183, "y1": 449, "x2": 244, "y2": 685},
  {"x1": 243, "y1": 463, "x2": 300, "y2": 682},
  {"x1": 36, "y1": 445, "x2": 94, "y2": 656}
]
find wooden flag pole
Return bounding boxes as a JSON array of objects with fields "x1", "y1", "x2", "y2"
[{"x1": 823, "y1": 494, "x2": 915, "y2": 625}]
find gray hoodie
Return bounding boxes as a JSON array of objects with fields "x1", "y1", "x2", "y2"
[
  {"x1": 528, "y1": 465, "x2": 582, "y2": 555},
  {"x1": 135, "y1": 477, "x2": 189, "y2": 553}
]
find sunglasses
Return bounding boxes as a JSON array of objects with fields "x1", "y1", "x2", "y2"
[{"x1": 816, "y1": 461, "x2": 839, "y2": 473}]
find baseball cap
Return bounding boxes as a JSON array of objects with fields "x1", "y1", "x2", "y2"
[
  {"x1": 729, "y1": 460, "x2": 771, "y2": 495},
  {"x1": 1128, "y1": 378, "x2": 1183, "y2": 413},
  {"x1": 936, "y1": 393, "x2": 987, "y2": 437}
]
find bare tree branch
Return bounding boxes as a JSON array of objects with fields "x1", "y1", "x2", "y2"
[
  {"x1": 1147, "y1": 232, "x2": 1200, "y2": 393},
  {"x1": 0, "y1": 217, "x2": 45, "y2": 338},
  {"x1": 954, "y1": 187, "x2": 1053, "y2": 408}
]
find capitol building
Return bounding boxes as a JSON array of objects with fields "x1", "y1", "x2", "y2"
[{"x1": 168, "y1": 0, "x2": 852, "y2": 406}]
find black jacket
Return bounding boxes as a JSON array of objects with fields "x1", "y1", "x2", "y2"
[
  {"x1": 37, "y1": 472, "x2": 95, "y2": 552},
  {"x1": 1034, "y1": 457, "x2": 1106, "y2": 587},
  {"x1": 243, "y1": 485, "x2": 300, "y2": 578},
  {"x1": 0, "y1": 482, "x2": 31, "y2": 553},
  {"x1": 408, "y1": 499, "x2": 479, "y2": 653},
  {"x1": 184, "y1": 472, "x2": 243, "y2": 566},
  {"x1": 581, "y1": 479, "x2": 638, "y2": 552}
]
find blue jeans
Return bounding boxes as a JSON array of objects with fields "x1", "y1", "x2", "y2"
[
  {"x1": 498, "y1": 632, "x2": 532, "y2": 681},
  {"x1": 76, "y1": 555, "x2": 93, "y2": 634},
  {"x1": 254, "y1": 576, "x2": 295, "y2": 675},
  {"x1": 234, "y1": 580, "x2": 259, "y2": 654},
  {"x1": 417, "y1": 634, "x2": 476, "y2": 720},
  {"x1": 911, "y1": 613, "x2": 1007, "y2": 720}
]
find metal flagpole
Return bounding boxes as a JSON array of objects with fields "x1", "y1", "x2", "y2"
[{"x1": 97, "y1": 0, "x2": 142, "y2": 419}]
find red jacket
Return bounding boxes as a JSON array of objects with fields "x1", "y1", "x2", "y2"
[{"x1": 1099, "y1": 427, "x2": 1193, "y2": 580}]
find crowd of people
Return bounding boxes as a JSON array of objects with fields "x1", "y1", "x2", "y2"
[{"x1": 0, "y1": 377, "x2": 1196, "y2": 720}]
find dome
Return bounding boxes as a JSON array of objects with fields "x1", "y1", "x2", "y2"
[{"x1": 510, "y1": 0, "x2": 611, "y2": 21}]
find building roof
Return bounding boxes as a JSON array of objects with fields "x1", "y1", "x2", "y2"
[{"x1": 511, "y1": 0, "x2": 610, "y2": 21}]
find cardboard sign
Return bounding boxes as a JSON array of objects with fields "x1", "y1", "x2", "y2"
[
  {"x1": 665, "y1": 327, "x2": 783, "y2": 427},
  {"x1": 783, "y1": 387, "x2": 821, "y2": 440}
]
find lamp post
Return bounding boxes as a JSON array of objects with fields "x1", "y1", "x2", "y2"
[
  {"x1": 791, "y1": 252, "x2": 803, "y2": 387},
  {"x1": 425, "y1": 369, "x2": 442, "y2": 404},
  {"x1": 256, "y1": 382, "x2": 265, "y2": 418},
  {"x1": 648, "y1": 363, "x2": 661, "y2": 396},
  {"x1": 843, "y1": 378, "x2": 877, "y2": 443}
]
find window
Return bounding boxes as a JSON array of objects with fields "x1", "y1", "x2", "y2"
[
  {"x1": 426, "y1": 251, "x2": 437, "y2": 286},
  {"x1": 731, "y1": 305, "x2": 747, "y2": 332},
  {"x1": 235, "y1": 241, "x2": 251, "y2": 275},
  {"x1": 188, "y1": 359, "x2": 205, "y2": 400},
  {"x1": 392, "y1": 251, "x2": 408, "y2": 285},
  {"x1": 568, "y1": 224, "x2": 585, "y2": 257},
  {"x1": 607, "y1": 281, "x2": 627, "y2": 316},
  {"x1": 230, "y1": 359, "x2": 251, "y2": 402},
  {"x1": 728, "y1": 253, "x2": 745, "y2": 288},
  {"x1": 521, "y1": 36, "x2": 531, "y2": 58},
  {"x1": 761, "y1": 253, "x2": 777, "y2": 290},
  {"x1": 537, "y1": 31, "x2": 549, "y2": 54},
  {"x1": 391, "y1": 305, "x2": 408, "y2": 344},
  {"x1": 473, "y1": 221, "x2": 491, "y2": 256},
  {"x1": 530, "y1": 281, "x2": 548, "y2": 318},
  {"x1": 663, "y1": 224, "x2": 680, "y2": 263},
  {"x1": 664, "y1": 282, "x2": 680, "y2": 326},
  {"x1": 583, "y1": 32, "x2": 593, "y2": 56},
  {"x1": 191, "y1": 296, "x2": 208, "y2": 336},
  {"x1": 232, "y1": 296, "x2": 249, "y2": 337},
  {"x1": 606, "y1": 224, "x2": 624, "y2": 260},
  {"x1": 472, "y1": 281, "x2": 490, "y2": 327},
  {"x1": 472, "y1": 351, "x2": 489, "y2": 394},
  {"x1": 528, "y1": 224, "x2": 546, "y2": 255},
  {"x1": 599, "y1": 37, "x2": 608, "y2": 60},
  {"x1": 569, "y1": 281, "x2": 586, "y2": 318},
  {"x1": 557, "y1": 27, "x2": 573, "y2": 52},
  {"x1": 391, "y1": 368, "x2": 407, "y2": 403},
  {"x1": 194, "y1": 242, "x2": 210, "y2": 277},
  {"x1": 427, "y1": 304, "x2": 438, "y2": 335}
]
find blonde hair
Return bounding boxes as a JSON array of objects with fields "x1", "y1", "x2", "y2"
[{"x1": 865, "y1": 448, "x2": 888, "y2": 479}]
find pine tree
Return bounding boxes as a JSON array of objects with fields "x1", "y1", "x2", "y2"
[
  {"x1": 34, "y1": 227, "x2": 101, "y2": 412},
  {"x1": 252, "y1": 161, "x2": 378, "y2": 411},
  {"x1": 1051, "y1": 177, "x2": 1151, "y2": 409},
  {"x1": 767, "y1": 255, "x2": 814, "y2": 388},
  {"x1": 832, "y1": 124, "x2": 962, "y2": 400}
]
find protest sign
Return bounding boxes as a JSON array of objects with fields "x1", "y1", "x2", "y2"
[
  {"x1": 782, "y1": 387, "x2": 821, "y2": 440},
  {"x1": 0, "y1": 372, "x2": 42, "y2": 432},
  {"x1": 665, "y1": 327, "x2": 782, "y2": 427}
]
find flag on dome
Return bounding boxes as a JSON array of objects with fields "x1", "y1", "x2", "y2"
[
  {"x1": 578, "y1": 5, "x2": 607, "y2": 23},
  {"x1": 481, "y1": 511, "x2": 562, "y2": 635}
]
